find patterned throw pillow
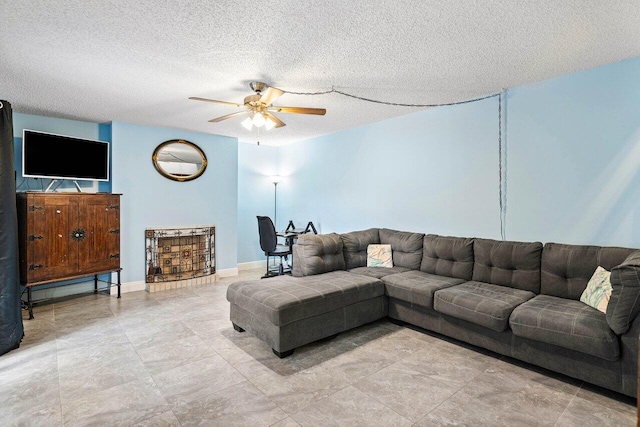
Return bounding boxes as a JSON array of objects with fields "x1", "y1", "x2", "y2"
[
  {"x1": 367, "y1": 244, "x2": 393, "y2": 268},
  {"x1": 580, "y1": 266, "x2": 613, "y2": 314}
]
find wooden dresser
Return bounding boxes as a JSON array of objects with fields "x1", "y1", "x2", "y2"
[{"x1": 16, "y1": 192, "x2": 122, "y2": 318}]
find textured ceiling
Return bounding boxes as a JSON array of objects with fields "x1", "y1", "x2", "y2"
[{"x1": 2, "y1": 1, "x2": 640, "y2": 146}]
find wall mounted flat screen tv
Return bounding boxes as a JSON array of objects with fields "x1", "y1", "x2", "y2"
[{"x1": 22, "y1": 130, "x2": 109, "y2": 181}]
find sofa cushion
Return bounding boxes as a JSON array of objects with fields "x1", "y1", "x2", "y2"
[
  {"x1": 379, "y1": 228, "x2": 424, "y2": 270},
  {"x1": 226, "y1": 271, "x2": 384, "y2": 326},
  {"x1": 541, "y1": 242, "x2": 635, "y2": 300},
  {"x1": 292, "y1": 233, "x2": 346, "y2": 277},
  {"x1": 607, "y1": 251, "x2": 640, "y2": 335},
  {"x1": 434, "y1": 281, "x2": 535, "y2": 332},
  {"x1": 472, "y1": 238, "x2": 542, "y2": 293},
  {"x1": 382, "y1": 270, "x2": 465, "y2": 309},
  {"x1": 340, "y1": 228, "x2": 380, "y2": 269},
  {"x1": 510, "y1": 295, "x2": 619, "y2": 361},
  {"x1": 421, "y1": 234, "x2": 474, "y2": 280},
  {"x1": 348, "y1": 266, "x2": 410, "y2": 279}
]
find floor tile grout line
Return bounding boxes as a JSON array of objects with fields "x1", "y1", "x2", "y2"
[
  {"x1": 57, "y1": 297, "x2": 170, "y2": 415},
  {"x1": 268, "y1": 413, "x2": 297, "y2": 427},
  {"x1": 571, "y1": 383, "x2": 635, "y2": 419},
  {"x1": 245, "y1": 367, "x2": 330, "y2": 416},
  {"x1": 287, "y1": 382, "x2": 414, "y2": 426},
  {"x1": 54, "y1": 319, "x2": 65, "y2": 427},
  {"x1": 170, "y1": 407, "x2": 185, "y2": 427},
  {"x1": 411, "y1": 354, "x2": 505, "y2": 424},
  {"x1": 553, "y1": 392, "x2": 579, "y2": 427},
  {"x1": 352, "y1": 345, "x2": 505, "y2": 424},
  {"x1": 350, "y1": 364, "x2": 448, "y2": 422}
]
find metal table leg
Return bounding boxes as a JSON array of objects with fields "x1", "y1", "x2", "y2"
[{"x1": 27, "y1": 287, "x2": 34, "y2": 320}]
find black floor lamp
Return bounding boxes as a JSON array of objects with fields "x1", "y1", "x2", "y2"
[{"x1": 270, "y1": 176, "x2": 282, "y2": 229}]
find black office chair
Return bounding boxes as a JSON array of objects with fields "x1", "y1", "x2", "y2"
[{"x1": 257, "y1": 216, "x2": 292, "y2": 278}]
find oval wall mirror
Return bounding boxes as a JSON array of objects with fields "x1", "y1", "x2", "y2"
[{"x1": 152, "y1": 139, "x2": 207, "y2": 182}]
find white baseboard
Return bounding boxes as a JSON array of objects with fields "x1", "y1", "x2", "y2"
[
  {"x1": 238, "y1": 260, "x2": 267, "y2": 271},
  {"x1": 111, "y1": 280, "x2": 146, "y2": 296},
  {"x1": 217, "y1": 268, "x2": 239, "y2": 277}
]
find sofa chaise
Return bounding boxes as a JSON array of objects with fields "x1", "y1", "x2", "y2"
[{"x1": 226, "y1": 228, "x2": 640, "y2": 397}]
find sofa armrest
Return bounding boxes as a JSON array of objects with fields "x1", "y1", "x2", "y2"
[
  {"x1": 292, "y1": 233, "x2": 346, "y2": 277},
  {"x1": 607, "y1": 251, "x2": 640, "y2": 335}
]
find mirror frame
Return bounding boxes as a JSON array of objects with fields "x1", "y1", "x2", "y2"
[{"x1": 152, "y1": 139, "x2": 208, "y2": 182}]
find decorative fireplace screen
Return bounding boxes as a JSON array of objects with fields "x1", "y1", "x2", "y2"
[{"x1": 145, "y1": 226, "x2": 215, "y2": 283}]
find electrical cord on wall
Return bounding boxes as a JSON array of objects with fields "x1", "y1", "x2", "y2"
[
  {"x1": 279, "y1": 86, "x2": 508, "y2": 239},
  {"x1": 15, "y1": 178, "x2": 26, "y2": 191},
  {"x1": 498, "y1": 92, "x2": 504, "y2": 240}
]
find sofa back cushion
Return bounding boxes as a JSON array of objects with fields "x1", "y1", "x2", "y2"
[
  {"x1": 472, "y1": 238, "x2": 542, "y2": 293},
  {"x1": 541, "y1": 243, "x2": 635, "y2": 300},
  {"x1": 379, "y1": 228, "x2": 424, "y2": 270},
  {"x1": 292, "y1": 233, "x2": 346, "y2": 277},
  {"x1": 420, "y1": 234, "x2": 474, "y2": 280},
  {"x1": 340, "y1": 228, "x2": 380, "y2": 269},
  {"x1": 607, "y1": 251, "x2": 640, "y2": 335}
]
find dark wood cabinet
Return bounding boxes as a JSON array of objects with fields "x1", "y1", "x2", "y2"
[{"x1": 17, "y1": 193, "x2": 122, "y2": 316}]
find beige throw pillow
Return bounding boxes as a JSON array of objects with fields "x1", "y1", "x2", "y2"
[
  {"x1": 367, "y1": 244, "x2": 393, "y2": 268},
  {"x1": 580, "y1": 266, "x2": 613, "y2": 314}
]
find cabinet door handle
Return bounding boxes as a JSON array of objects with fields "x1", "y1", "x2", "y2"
[
  {"x1": 29, "y1": 264, "x2": 43, "y2": 270},
  {"x1": 109, "y1": 229, "x2": 120, "y2": 234},
  {"x1": 28, "y1": 235, "x2": 43, "y2": 241},
  {"x1": 109, "y1": 254, "x2": 120, "y2": 259},
  {"x1": 71, "y1": 229, "x2": 86, "y2": 241}
]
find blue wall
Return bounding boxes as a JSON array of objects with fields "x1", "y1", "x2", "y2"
[
  {"x1": 506, "y1": 59, "x2": 640, "y2": 246},
  {"x1": 277, "y1": 98, "x2": 501, "y2": 238},
  {"x1": 111, "y1": 122, "x2": 238, "y2": 283},
  {"x1": 274, "y1": 56, "x2": 640, "y2": 253},
  {"x1": 237, "y1": 143, "x2": 279, "y2": 263}
]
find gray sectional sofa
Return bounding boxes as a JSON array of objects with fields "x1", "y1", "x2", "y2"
[{"x1": 227, "y1": 228, "x2": 640, "y2": 397}]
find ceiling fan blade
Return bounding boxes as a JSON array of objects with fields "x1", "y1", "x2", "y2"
[
  {"x1": 208, "y1": 111, "x2": 249, "y2": 123},
  {"x1": 264, "y1": 112, "x2": 286, "y2": 128},
  {"x1": 272, "y1": 106, "x2": 326, "y2": 115},
  {"x1": 259, "y1": 87, "x2": 284, "y2": 106},
  {"x1": 189, "y1": 97, "x2": 241, "y2": 107}
]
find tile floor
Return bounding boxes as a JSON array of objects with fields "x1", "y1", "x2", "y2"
[{"x1": 1, "y1": 269, "x2": 636, "y2": 426}]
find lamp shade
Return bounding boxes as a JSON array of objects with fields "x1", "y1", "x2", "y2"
[
  {"x1": 264, "y1": 116, "x2": 276, "y2": 130},
  {"x1": 241, "y1": 116, "x2": 253, "y2": 130},
  {"x1": 270, "y1": 175, "x2": 283, "y2": 184},
  {"x1": 252, "y1": 113, "x2": 266, "y2": 127}
]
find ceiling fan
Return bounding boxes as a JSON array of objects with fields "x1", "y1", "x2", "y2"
[{"x1": 189, "y1": 82, "x2": 327, "y2": 130}]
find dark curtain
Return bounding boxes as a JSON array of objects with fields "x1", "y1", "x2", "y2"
[{"x1": 0, "y1": 100, "x2": 23, "y2": 355}]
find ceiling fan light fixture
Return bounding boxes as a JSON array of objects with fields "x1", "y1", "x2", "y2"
[
  {"x1": 252, "y1": 112, "x2": 266, "y2": 127},
  {"x1": 241, "y1": 116, "x2": 253, "y2": 130},
  {"x1": 264, "y1": 116, "x2": 276, "y2": 130},
  {"x1": 190, "y1": 82, "x2": 326, "y2": 132}
]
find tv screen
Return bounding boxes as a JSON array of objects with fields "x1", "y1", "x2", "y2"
[{"x1": 22, "y1": 130, "x2": 109, "y2": 182}]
